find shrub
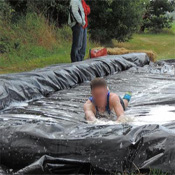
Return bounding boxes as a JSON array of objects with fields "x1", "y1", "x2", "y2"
[
  {"x1": 0, "y1": 11, "x2": 60, "y2": 55},
  {"x1": 0, "y1": 0, "x2": 15, "y2": 22},
  {"x1": 0, "y1": 0, "x2": 15, "y2": 53},
  {"x1": 7, "y1": 0, "x2": 69, "y2": 26},
  {"x1": 141, "y1": 0, "x2": 175, "y2": 33},
  {"x1": 88, "y1": 0, "x2": 147, "y2": 43}
]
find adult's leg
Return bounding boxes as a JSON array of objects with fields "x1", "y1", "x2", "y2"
[
  {"x1": 71, "y1": 24, "x2": 83, "y2": 62},
  {"x1": 79, "y1": 27, "x2": 87, "y2": 61}
]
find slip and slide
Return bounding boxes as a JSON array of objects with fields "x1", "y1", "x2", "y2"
[{"x1": 0, "y1": 53, "x2": 175, "y2": 174}]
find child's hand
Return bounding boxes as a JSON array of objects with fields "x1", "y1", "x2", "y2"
[{"x1": 117, "y1": 114, "x2": 135, "y2": 124}]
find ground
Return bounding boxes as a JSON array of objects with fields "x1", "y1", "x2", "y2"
[
  {"x1": 0, "y1": 19, "x2": 174, "y2": 74},
  {"x1": 113, "y1": 32, "x2": 175, "y2": 60}
]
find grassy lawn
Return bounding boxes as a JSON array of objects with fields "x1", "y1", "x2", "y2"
[
  {"x1": 0, "y1": 13, "x2": 174, "y2": 74},
  {"x1": 112, "y1": 23, "x2": 175, "y2": 61},
  {"x1": 0, "y1": 40, "x2": 96, "y2": 74},
  {"x1": 1, "y1": 30, "x2": 174, "y2": 74},
  {"x1": 0, "y1": 13, "x2": 97, "y2": 74}
]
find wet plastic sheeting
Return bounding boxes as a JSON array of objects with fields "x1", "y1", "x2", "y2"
[
  {"x1": 0, "y1": 54, "x2": 175, "y2": 174},
  {"x1": 0, "y1": 54, "x2": 148, "y2": 111}
]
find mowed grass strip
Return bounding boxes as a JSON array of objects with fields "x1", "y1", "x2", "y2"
[{"x1": 113, "y1": 23, "x2": 175, "y2": 60}]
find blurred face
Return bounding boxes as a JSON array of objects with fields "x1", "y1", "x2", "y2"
[{"x1": 91, "y1": 86, "x2": 108, "y2": 107}]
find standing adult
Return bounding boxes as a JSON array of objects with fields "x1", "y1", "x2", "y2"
[
  {"x1": 80, "y1": 0, "x2": 91, "y2": 61},
  {"x1": 68, "y1": 0, "x2": 86, "y2": 62}
]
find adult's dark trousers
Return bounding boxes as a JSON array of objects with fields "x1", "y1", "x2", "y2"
[{"x1": 71, "y1": 24, "x2": 87, "y2": 62}]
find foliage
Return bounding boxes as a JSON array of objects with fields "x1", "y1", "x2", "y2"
[
  {"x1": 0, "y1": 11, "x2": 96, "y2": 74},
  {"x1": 0, "y1": 1, "x2": 14, "y2": 53},
  {"x1": 6, "y1": 0, "x2": 69, "y2": 26},
  {"x1": 88, "y1": 0, "x2": 148, "y2": 42},
  {"x1": 0, "y1": 11, "x2": 71, "y2": 54},
  {"x1": 0, "y1": 0, "x2": 15, "y2": 22},
  {"x1": 0, "y1": 0, "x2": 174, "y2": 74},
  {"x1": 112, "y1": 22, "x2": 175, "y2": 60},
  {"x1": 141, "y1": 0, "x2": 175, "y2": 33},
  {"x1": 4, "y1": 0, "x2": 148, "y2": 42}
]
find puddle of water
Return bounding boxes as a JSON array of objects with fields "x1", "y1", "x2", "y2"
[
  {"x1": 133, "y1": 105, "x2": 175, "y2": 125},
  {"x1": 90, "y1": 105, "x2": 175, "y2": 126}
]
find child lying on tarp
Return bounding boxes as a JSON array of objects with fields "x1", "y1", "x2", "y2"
[{"x1": 84, "y1": 78, "x2": 132, "y2": 124}]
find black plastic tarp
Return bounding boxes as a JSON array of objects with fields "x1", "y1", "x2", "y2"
[
  {"x1": 0, "y1": 53, "x2": 149, "y2": 111},
  {"x1": 0, "y1": 53, "x2": 175, "y2": 174}
]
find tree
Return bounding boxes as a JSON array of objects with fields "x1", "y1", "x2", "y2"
[
  {"x1": 88, "y1": 0, "x2": 147, "y2": 43},
  {"x1": 141, "y1": 0, "x2": 175, "y2": 33},
  {"x1": 6, "y1": 0, "x2": 69, "y2": 26},
  {"x1": 3, "y1": 0, "x2": 148, "y2": 42},
  {"x1": 0, "y1": 0, "x2": 14, "y2": 21}
]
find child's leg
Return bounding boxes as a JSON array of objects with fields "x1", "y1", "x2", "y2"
[
  {"x1": 123, "y1": 92, "x2": 132, "y2": 109},
  {"x1": 123, "y1": 99, "x2": 129, "y2": 108}
]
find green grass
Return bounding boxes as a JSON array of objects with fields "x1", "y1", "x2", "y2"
[
  {"x1": 0, "y1": 40, "x2": 96, "y2": 74},
  {"x1": 0, "y1": 13, "x2": 97, "y2": 74},
  {"x1": 0, "y1": 13, "x2": 174, "y2": 74},
  {"x1": 112, "y1": 22, "x2": 175, "y2": 61}
]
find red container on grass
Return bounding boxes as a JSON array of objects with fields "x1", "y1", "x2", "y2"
[{"x1": 89, "y1": 48, "x2": 107, "y2": 58}]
